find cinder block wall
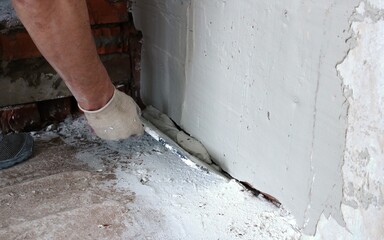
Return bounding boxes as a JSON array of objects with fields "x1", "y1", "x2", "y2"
[{"x1": 0, "y1": 0, "x2": 143, "y2": 133}]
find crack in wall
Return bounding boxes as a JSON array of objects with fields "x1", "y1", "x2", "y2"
[{"x1": 303, "y1": 52, "x2": 322, "y2": 229}]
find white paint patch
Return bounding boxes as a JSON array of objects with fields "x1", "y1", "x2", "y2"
[
  {"x1": 307, "y1": 11, "x2": 384, "y2": 240},
  {"x1": 367, "y1": 0, "x2": 384, "y2": 10},
  {"x1": 355, "y1": 2, "x2": 366, "y2": 15},
  {"x1": 341, "y1": 18, "x2": 384, "y2": 211}
]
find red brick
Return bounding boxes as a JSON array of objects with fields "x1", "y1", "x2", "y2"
[
  {"x1": 87, "y1": 0, "x2": 129, "y2": 25},
  {"x1": 0, "y1": 104, "x2": 41, "y2": 133},
  {"x1": 0, "y1": 98, "x2": 76, "y2": 133},
  {"x1": 0, "y1": 25, "x2": 133, "y2": 61},
  {"x1": 0, "y1": 0, "x2": 131, "y2": 61},
  {"x1": 37, "y1": 98, "x2": 73, "y2": 122},
  {"x1": 93, "y1": 25, "x2": 131, "y2": 54},
  {"x1": 0, "y1": 31, "x2": 41, "y2": 61}
]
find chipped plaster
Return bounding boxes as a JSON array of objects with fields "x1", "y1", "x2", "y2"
[{"x1": 306, "y1": 2, "x2": 384, "y2": 238}]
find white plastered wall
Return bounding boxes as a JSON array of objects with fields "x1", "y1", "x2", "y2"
[
  {"x1": 133, "y1": 0, "x2": 384, "y2": 237},
  {"x1": 305, "y1": 2, "x2": 384, "y2": 239},
  {"x1": 131, "y1": 0, "x2": 190, "y2": 122}
]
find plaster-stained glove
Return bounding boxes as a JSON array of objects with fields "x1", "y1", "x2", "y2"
[{"x1": 79, "y1": 88, "x2": 144, "y2": 140}]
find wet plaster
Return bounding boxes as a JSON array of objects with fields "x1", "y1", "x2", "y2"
[
  {"x1": 133, "y1": 0, "x2": 364, "y2": 235},
  {"x1": 132, "y1": 0, "x2": 191, "y2": 121}
]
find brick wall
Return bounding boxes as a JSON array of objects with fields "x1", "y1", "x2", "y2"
[{"x1": 0, "y1": 0, "x2": 143, "y2": 133}]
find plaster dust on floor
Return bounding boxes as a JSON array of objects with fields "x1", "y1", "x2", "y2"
[{"x1": 0, "y1": 115, "x2": 300, "y2": 239}]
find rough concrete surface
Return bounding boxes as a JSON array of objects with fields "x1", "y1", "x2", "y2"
[
  {"x1": 0, "y1": 0, "x2": 21, "y2": 30},
  {"x1": 0, "y1": 116, "x2": 300, "y2": 239}
]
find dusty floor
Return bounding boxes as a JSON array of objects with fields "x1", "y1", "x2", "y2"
[{"x1": 0, "y1": 116, "x2": 301, "y2": 240}]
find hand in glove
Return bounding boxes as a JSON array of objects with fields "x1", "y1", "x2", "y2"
[{"x1": 79, "y1": 88, "x2": 144, "y2": 140}]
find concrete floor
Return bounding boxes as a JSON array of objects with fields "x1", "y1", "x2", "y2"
[{"x1": 0, "y1": 116, "x2": 301, "y2": 239}]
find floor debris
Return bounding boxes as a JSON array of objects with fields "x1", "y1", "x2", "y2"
[
  {"x1": 143, "y1": 105, "x2": 212, "y2": 165},
  {"x1": 0, "y1": 115, "x2": 301, "y2": 239}
]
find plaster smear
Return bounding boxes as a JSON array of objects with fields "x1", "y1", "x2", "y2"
[
  {"x1": 306, "y1": 3, "x2": 384, "y2": 239},
  {"x1": 134, "y1": 0, "x2": 360, "y2": 234}
]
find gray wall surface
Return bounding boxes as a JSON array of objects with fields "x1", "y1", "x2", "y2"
[{"x1": 134, "y1": 0, "x2": 384, "y2": 237}]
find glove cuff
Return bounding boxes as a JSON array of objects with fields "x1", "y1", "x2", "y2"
[{"x1": 78, "y1": 88, "x2": 117, "y2": 113}]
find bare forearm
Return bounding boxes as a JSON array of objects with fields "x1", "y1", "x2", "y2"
[{"x1": 12, "y1": 0, "x2": 114, "y2": 110}]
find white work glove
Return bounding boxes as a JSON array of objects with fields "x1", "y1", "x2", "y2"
[{"x1": 79, "y1": 88, "x2": 144, "y2": 140}]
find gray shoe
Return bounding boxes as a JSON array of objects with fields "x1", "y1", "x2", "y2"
[{"x1": 0, "y1": 133, "x2": 34, "y2": 170}]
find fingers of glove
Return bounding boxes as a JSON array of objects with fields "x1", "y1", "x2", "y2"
[{"x1": 80, "y1": 89, "x2": 144, "y2": 140}]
